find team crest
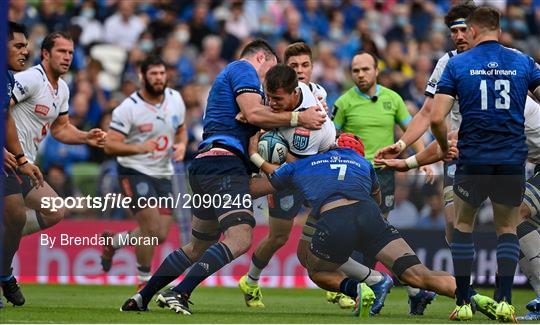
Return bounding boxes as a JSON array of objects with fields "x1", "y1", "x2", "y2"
[
  {"x1": 293, "y1": 128, "x2": 310, "y2": 151},
  {"x1": 136, "y1": 182, "x2": 149, "y2": 196},
  {"x1": 383, "y1": 102, "x2": 392, "y2": 111},
  {"x1": 385, "y1": 195, "x2": 394, "y2": 207},
  {"x1": 279, "y1": 194, "x2": 294, "y2": 211}
]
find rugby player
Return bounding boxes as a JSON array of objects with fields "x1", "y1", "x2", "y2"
[
  {"x1": 120, "y1": 39, "x2": 325, "y2": 314},
  {"x1": 431, "y1": 7, "x2": 540, "y2": 322},
  {"x1": 101, "y1": 55, "x2": 187, "y2": 290},
  {"x1": 9, "y1": 31, "x2": 106, "y2": 238},
  {"x1": 1, "y1": 21, "x2": 43, "y2": 308},
  {"x1": 248, "y1": 132, "x2": 496, "y2": 320}
]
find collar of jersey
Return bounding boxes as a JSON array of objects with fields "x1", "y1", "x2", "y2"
[{"x1": 355, "y1": 84, "x2": 380, "y2": 100}]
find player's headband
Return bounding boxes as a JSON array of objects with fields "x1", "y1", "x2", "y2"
[{"x1": 450, "y1": 18, "x2": 467, "y2": 29}]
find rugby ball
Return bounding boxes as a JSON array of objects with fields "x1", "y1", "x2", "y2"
[{"x1": 258, "y1": 131, "x2": 289, "y2": 164}]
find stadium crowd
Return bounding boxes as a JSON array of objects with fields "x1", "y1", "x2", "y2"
[{"x1": 7, "y1": 0, "x2": 540, "y2": 228}]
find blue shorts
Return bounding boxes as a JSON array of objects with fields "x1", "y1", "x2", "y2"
[
  {"x1": 375, "y1": 168, "x2": 395, "y2": 213},
  {"x1": 188, "y1": 155, "x2": 254, "y2": 228},
  {"x1": 310, "y1": 200, "x2": 401, "y2": 264},
  {"x1": 268, "y1": 188, "x2": 304, "y2": 220},
  {"x1": 453, "y1": 164, "x2": 525, "y2": 207},
  {"x1": 118, "y1": 165, "x2": 173, "y2": 215},
  {"x1": 2, "y1": 168, "x2": 31, "y2": 197}
]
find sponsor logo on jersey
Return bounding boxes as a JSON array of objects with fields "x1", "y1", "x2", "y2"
[
  {"x1": 138, "y1": 123, "x2": 153, "y2": 133},
  {"x1": 427, "y1": 78, "x2": 437, "y2": 88},
  {"x1": 293, "y1": 128, "x2": 310, "y2": 151},
  {"x1": 15, "y1": 81, "x2": 25, "y2": 95},
  {"x1": 34, "y1": 104, "x2": 50, "y2": 116},
  {"x1": 487, "y1": 61, "x2": 499, "y2": 69}
]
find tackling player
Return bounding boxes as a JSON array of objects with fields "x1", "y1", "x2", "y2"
[
  {"x1": 9, "y1": 31, "x2": 105, "y2": 237},
  {"x1": 1, "y1": 21, "x2": 44, "y2": 308},
  {"x1": 431, "y1": 7, "x2": 540, "y2": 322},
  {"x1": 120, "y1": 39, "x2": 325, "y2": 314},
  {"x1": 101, "y1": 55, "x2": 187, "y2": 290},
  {"x1": 248, "y1": 132, "x2": 496, "y2": 320}
]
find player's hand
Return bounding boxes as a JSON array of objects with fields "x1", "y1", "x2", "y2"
[
  {"x1": 3, "y1": 148, "x2": 17, "y2": 170},
  {"x1": 299, "y1": 105, "x2": 326, "y2": 130},
  {"x1": 236, "y1": 112, "x2": 248, "y2": 123},
  {"x1": 172, "y1": 142, "x2": 186, "y2": 162},
  {"x1": 444, "y1": 139, "x2": 459, "y2": 161},
  {"x1": 373, "y1": 158, "x2": 410, "y2": 172},
  {"x1": 249, "y1": 131, "x2": 263, "y2": 156},
  {"x1": 18, "y1": 161, "x2": 44, "y2": 188},
  {"x1": 375, "y1": 143, "x2": 402, "y2": 159},
  {"x1": 138, "y1": 140, "x2": 158, "y2": 154},
  {"x1": 86, "y1": 128, "x2": 107, "y2": 148},
  {"x1": 318, "y1": 96, "x2": 329, "y2": 113},
  {"x1": 420, "y1": 165, "x2": 435, "y2": 185}
]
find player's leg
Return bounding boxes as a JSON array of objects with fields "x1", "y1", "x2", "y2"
[
  {"x1": 1, "y1": 172, "x2": 26, "y2": 306},
  {"x1": 21, "y1": 180, "x2": 65, "y2": 235},
  {"x1": 443, "y1": 161, "x2": 457, "y2": 243},
  {"x1": 122, "y1": 215, "x2": 220, "y2": 311},
  {"x1": 160, "y1": 156, "x2": 254, "y2": 315},
  {"x1": 240, "y1": 190, "x2": 300, "y2": 307},
  {"x1": 517, "y1": 171, "x2": 540, "y2": 321},
  {"x1": 488, "y1": 164, "x2": 526, "y2": 323}
]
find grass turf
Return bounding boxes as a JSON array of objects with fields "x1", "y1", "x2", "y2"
[{"x1": 0, "y1": 284, "x2": 535, "y2": 323}]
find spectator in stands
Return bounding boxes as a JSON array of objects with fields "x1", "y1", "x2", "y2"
[
  {"x1": 387, "y1": 180, "x2": 419, "y2": 228},
  {"x1": 103, "y1": 1, "x2": 145, "y2": 50},
  {"x1": 417, "y1": 185, "x2": 445, "y2": 230}
]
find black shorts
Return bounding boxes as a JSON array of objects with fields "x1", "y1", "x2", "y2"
[
  {"x1": 118, "y1": 165, "x2": 173, "y2": 215},
  {"x1": 453, "y1": 164, "x2": 525, "y2": 207},
  {"x1": 375, "y1": 168, "x2": 395, "y2": 213},
  {"x1": 310, "y1": 200, "x2": 402, "y2": 264},
  {"x1": 2, "y1": 168, "x2": 32, "y2": 197},
  {"x1": 188, "y1": 155, "x2": 254, "y2": 227},
  {"x1": 524, "y1": 169, "x2": 540, "y2": 225},
  {"x1": 268, "y1": 188, "x2": 304, "y2": 220}
]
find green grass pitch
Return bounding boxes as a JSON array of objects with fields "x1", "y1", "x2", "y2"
[{"x1": 0, "y1": 284, "x2": 535, "y2": 323}]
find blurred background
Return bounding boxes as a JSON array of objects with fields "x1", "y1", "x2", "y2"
[{"x1": 9, "y1": 0, "x2": 540, "y2": 230}]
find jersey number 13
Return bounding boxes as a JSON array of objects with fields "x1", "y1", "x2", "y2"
[{"x1": 479, "y1": 79, "x2": 510, "y2": 110}]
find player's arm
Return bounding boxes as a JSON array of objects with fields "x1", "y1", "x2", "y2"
[
  {"x1": 236, "y1": 93, "x2": 325, "y2": 130},
  {"x1": 431, "y1": 94, "x2": 454, "y2": 153},
  {"x1": 4, "y1": 110, "x2": 44, "y2": 186},
  {"x1": 172, "y1": 124, "x2": 188, "y2": 162},
  {"x1": 104, "y1": 129, "x2": 156, "y2": 156},
  {"x1": 374, "y1": 135, "x2": 458, "y2": 171},
  {"x1": 50, "y1": 114, "x2": 106, "y2": 147}
]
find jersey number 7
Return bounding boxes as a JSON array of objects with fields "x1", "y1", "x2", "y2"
[{"x1": 330, "y1": 164, "x2": 347, "y2": 180}]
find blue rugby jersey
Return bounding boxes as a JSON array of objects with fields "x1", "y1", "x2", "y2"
[
  {"x1": 269, "y1": 148, "x2": 379, "y2": 215},
  {"x1": 199, "y1": 60, "x2": 263, "y2": 157},
  {"x1": 437, "y1": 41, "x2": 540, "y2": 165}
]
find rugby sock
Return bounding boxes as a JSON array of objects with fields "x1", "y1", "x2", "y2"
[
  {"x1": 406, "y1": 286, "x2": 421, "y2": 297},
  {"x1": 112, "y1": 231, "x2": 131, "y2": 249},
  {"x1": 21, "y1": 210, "x2": 45, "y2": 236},
  {"x1": 172, "y1": 242, "x2": 234, "y2": 296},
  {"x1": 517, "y1": 221, "x2": 540, "y2": 296},
  {"x1": 450, "y1": 229, "x2": 475, "y2": 305},
  {"x1": 495, "y1": 233, "x2": 520, "y2": 304},
  {"x1": 339, "y1": 278, "x2": 360, "y2": 298},
  {"x1": 246, "y1": 254, "x2": 268, "y2": 285},
  {"x1": 0, "y1": 274, "x2": 14, "y2": 282},
  {"x1": 137, "y1": 265, "x2": 151, "y2": 283},
  {"x1": 139, "y1": 248, "x2": 192, "y2": 306},
  {"x1": 338, "y1": 257, "x2": 384, "y2": 286}
]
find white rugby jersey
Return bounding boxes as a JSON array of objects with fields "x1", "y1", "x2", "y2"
[
  {"x1": 525, "y1": 96, "x2": 540, "y2": 164},
  {"x1": 307, "y1": 82, "x2": 327, "y2": 102},
  {"x1": 109, "y1": 88, "x2": 186, "y2": 178},
  {"x1": 11, "y1": 64, "x2": 70, "y2": 163},
  {"x1": 425, "y1": 50, "x2": 462, "y2": 131},
  {"x1": 278, "y1": 82, "x2": 335, "y2": 156}
]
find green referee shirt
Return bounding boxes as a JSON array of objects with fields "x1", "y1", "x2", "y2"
[{"x1": 333, "y1": 84, "x2": 412, "y2": 164}]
